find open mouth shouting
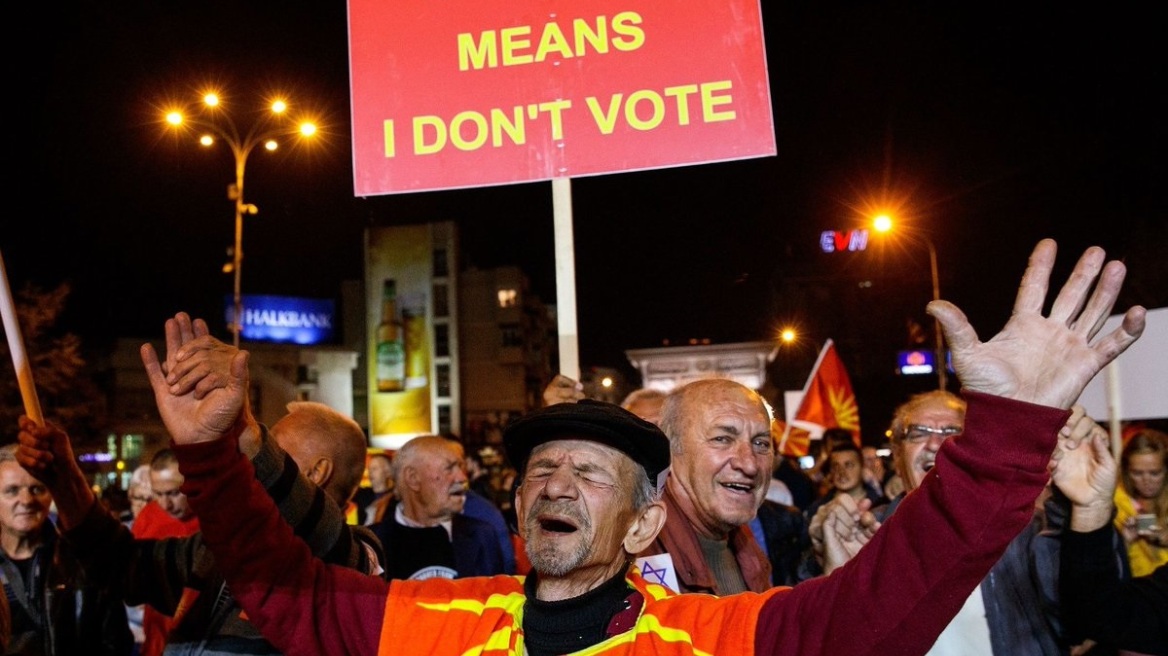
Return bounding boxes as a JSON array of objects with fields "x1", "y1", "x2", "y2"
[
  {"x1": 526, "y1": 500, "x2": 590, "y2": 540},
  {"x1": 536, "y1": 515, "x2": 580, "y2": 535}
]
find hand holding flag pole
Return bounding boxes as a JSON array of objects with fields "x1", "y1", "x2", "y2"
[{"x1": 0, "y1": 249, "x2": 44, "y2": 426}]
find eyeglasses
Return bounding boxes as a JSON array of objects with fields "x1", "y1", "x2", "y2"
[{"x1": 901, "y1": 424, "x2": 962, "y2": 444}]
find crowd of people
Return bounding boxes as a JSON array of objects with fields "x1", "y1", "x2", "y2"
[{"x1": 1, "y1": 239, "x2": 1162, "y2": 655}]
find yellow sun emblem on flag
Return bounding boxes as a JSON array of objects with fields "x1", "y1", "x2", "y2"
[{"x1": 829, "y1": 386, "x2": 860, "y2": 431}]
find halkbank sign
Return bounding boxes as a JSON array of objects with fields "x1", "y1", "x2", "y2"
[{"x1": 225, "y1": 295, "x2": 336, "y2": 345}]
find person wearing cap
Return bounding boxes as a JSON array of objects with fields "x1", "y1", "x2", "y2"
[
  {"x1": 95, "y1": 240, "x2": 1143, "y2": 655},
  {"x1": 544, "y1": 377, "x2": 775, "y2": 594}
]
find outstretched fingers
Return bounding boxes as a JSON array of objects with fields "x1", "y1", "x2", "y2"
[
  {"x1": 1049, "y1": 246, "x2": 1105, "y2": 325},
  {"x1": 927, "y1": 300, "x2": 979, "y2": 354},
  {"x1": 1072, "y1": 260, "x2": 1126, "y2": 340},
  {"x1": 1089, "y1": 305, "x2": 1147, "y2": 364},
  {"x1": 141, "y1": 342, "x2": 171, "y2": 403},
  {"x1": 161, "y1": 312, "x2": 195, "y2": 377},
  {"x1": 175, "y1": 312, "x2": 196, "y2": 344},
  {"x1": 1012, "y1": 239, "x2": 1057, "y2": 317}
]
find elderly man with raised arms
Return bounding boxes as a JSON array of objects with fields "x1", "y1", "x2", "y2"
[{"x1": 24, "y1": 240, "x2": 1142, "y2": 656}]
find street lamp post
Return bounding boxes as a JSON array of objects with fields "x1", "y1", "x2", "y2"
[
  {"x1": 164, "y1": 92, "x2": 317, "y2": 346},
  {"x1": 873, "y1": 215, "x2": 947, "y2": 390},
  {"x1": 227, "y1": 141, "x2": 255, "y2": 348}
]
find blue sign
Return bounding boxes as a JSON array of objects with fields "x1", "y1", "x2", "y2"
[
  {"x1": 897, "y1": 348, "x2": 953, "y2": 375},
  {"x1": 897, "y1": 349, "x2": 935, "y2": 375},
  {"x1": 226, "y1": 295, "x2": 336, "y2": 345}
]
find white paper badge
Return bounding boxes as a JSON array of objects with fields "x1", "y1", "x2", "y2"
[{"x1": 634, "y1": 553, "x2": 680, "y2": 593}]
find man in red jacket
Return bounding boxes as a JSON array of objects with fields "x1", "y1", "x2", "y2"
[{"x1": 131, "y1": 448, "x2": 201, "y2": 656}]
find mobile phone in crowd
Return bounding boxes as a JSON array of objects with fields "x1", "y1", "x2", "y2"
[{"x1": 1136, "y1": 513, "x2": 1159, "y2": 533}]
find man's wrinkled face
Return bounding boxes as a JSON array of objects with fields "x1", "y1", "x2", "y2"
[
  {"x1": 829, "y1": 450, "x2": 864, "y2": 495},
  {"x1": 518, "y1": 440, "x2": 640, "y2": 577},
  {"x1": 894, "y1": 403, "x2": 965, "y2": 491},
  {"x1": 0, "y1": 462, "x2": 51, "y2": 539},
  {"x1": 151, "y1": 464, "x2": 194, "y2": 521},
  {"x1": 416, "y1": 444, "x2": 468, "y2": 521},
  {"x1": 672, "y1": 387, "x2": 773, "y2": 537}
]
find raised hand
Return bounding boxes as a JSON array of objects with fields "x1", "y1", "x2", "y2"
[
  {"x1": 1050, "y1": 407, "x2": 1117, "y2": 533},
  {"x1": 543, "y1": 374, "x2": 585, "y2": 406},
  {"x1": 157, "y1": 313, "x2": 210, "y2": 375},
  {"x1": 927, "y1": 239, "x2": 1145, "y2": 409},
  {"x1": 166, "y1": 334, "x2": 246, "y2": 400},
  {"x1": 165, "y1": 331, "x2": 263, "y2": 456},
  {"x1": 141, "y1": 312, "x2": 250, "y2": 445},
  {"x1": 817, "y1": 495, "x2": 881, "y2": 574},
  {"x1": 15, "y1": 416, "x2": 96, "y2": 528}
]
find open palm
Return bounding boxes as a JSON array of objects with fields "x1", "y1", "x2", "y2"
[
  {"x1": 141, "y1": 313, "x2": 250, "y2": 445},
  {"x1": 929, "y1": 240, "x2": 1145, "y2": 409}
]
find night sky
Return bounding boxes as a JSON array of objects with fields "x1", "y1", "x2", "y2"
[{"x1": 5, "y1": 3, "x2": 1165, "y2": 436}]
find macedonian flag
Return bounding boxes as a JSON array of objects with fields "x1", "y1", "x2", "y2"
[{"x1": 779, "y1": 339, "x2": 860, "y2": 456}]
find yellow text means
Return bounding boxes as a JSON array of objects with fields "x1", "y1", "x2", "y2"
[{"x1": 458, "y1": 12, "x2": 644, "y2": 71}]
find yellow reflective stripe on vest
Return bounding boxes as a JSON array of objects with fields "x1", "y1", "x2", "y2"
[{"x1": 380, "y1": 570, "x2": 768, "y2": 655}]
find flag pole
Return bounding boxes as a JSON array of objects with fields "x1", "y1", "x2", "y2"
[
  {"x1": 551, "y1": 177, "x2": 580, "y2": 381},
  {"x1": 0, "y1": 250, "x2": 44, "y2": 425}
]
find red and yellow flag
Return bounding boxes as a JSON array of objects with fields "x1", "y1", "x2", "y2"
[{"x1": 780, "y1": 339, "x2": 860, "y2": 456}]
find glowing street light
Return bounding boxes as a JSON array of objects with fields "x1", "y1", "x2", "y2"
[
  {"x1": 779, "y1": 328, "x2": 797, "y2": 344},
  {"x1": 872, "y1": 216, "x2": 947, "y2": 390},
  {"x1": 163, "y1": 89, "x2": 319, "y2": 346}
]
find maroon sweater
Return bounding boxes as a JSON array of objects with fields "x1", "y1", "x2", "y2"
[{"x1": 175, "y1": 391, "x2": 1064, "y2": 655}]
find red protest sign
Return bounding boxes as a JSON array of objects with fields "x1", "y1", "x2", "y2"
[{"x1": 348, "y1": 0, "x2": 775, "y2": 195}]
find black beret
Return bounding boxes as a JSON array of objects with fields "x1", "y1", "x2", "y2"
[{"x1": 503, "y1": 400, "x2": 671, "y2": 491}]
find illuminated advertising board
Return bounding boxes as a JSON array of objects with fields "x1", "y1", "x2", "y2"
[
  {"x1": 347, "y1": 0, "x2": 775, "y2": 194},
  {"x1": 367, "y1": 225, "x2": 435, "y2": 443},
  {"x1": 819, "y1": 229, "x2": 869, "y2": 253},
  {"x1": 225, "y1": 295, "x2": 336, "y2": 344}
]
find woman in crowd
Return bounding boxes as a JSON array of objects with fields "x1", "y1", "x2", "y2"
[{"x1": 1114, "y1": 428, "x2": 1168, "y2": 577}]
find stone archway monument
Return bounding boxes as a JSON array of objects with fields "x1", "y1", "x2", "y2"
[{"x1": 624, "y1": 341, "x2": 778, "y2": 394}]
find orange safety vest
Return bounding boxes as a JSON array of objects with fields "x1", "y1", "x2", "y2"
[{"x1": 379, "y1": 566, "x2": 780, "y2": 655}]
